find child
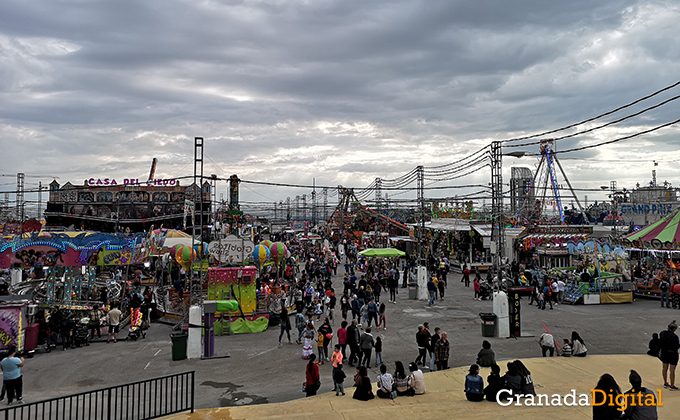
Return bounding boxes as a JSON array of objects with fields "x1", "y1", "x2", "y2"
[
  {"x1": 316, "y1": 332, "x2": 325, "y2": 364},
  {"x1": 375, "y1": 336, "x2": 383, "y2": 365},
  {"x1": 647, "y1": 333, "x2": 660, "y2": 357},
  {"x1": 331, "y1": 344, "x2": 344, "y2": 368},
  {"x1": 537, "y1": 290, "x2": 545, "y2": 310},
  {"x1": 333, "y1": 363, "x2": 347, "y2": 396},
  {"x1": 560, "y1": 339, "x2": 572, "y2": 357},
  {"x1": 377, "y1": 302, "x2": 387, "y2": 330}
]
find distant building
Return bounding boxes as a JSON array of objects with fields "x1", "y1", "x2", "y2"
[
  {"x1": 510, "y1": 167, "x2": 533, "y2": 214},
  {"x1": 45, "y1": 177, "x2": 211, "y2": 233}
]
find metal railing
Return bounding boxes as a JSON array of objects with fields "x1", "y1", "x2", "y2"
[{"x1": 0, "y1": 371, "x2": 194, "y2": 420}]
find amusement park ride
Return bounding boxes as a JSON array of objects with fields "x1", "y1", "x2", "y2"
[{"x1": 517, "y1": 140, "x2": 588, "y2": 224}]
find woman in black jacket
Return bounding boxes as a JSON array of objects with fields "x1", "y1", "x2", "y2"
[
  {"x1": 353, "y1": 366, "x2": 375, "y2": 401},
  {"x1": 484, "y1": 364, "x2": 506, "y2": 402},
  {"x1": 592, "y1": 373, "x2": 622, "y2": 419}
]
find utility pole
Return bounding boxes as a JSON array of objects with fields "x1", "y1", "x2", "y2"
[
  {"x1": 417, "y1": 166, "x2": 425, "y2": 265},
  {"x1": 286, "y1": 197, "x2": 291, "y2": 223},
  {"x1": 192, "y1": 136, "x2": 204, "y2": 305},
  {"x1": 322, "y1": 188, "x2": 328, "y2": 223},
  {"x1": 17, "y1": 173, "x2": 25, "y2": 235},
  {"x1": 311, "y1": 179, "x2": 316, "y2": 227},
  {"x1": 490, "y1": 141, "x2": 505, "y2": 279},
  {"x1": 610, "y1": 180, "x2": 617, "y2": 239}
]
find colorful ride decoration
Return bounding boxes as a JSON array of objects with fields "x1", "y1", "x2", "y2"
[
  {"x1": 268, "y1": 242, "x2": 287, "y2": 267},
  {"x1": 259, "y1": 240, "x2": 273, "y2": 249},
  {"x1": 0, "y1": 231, "x2": 159, "y2": 268},
  {"x1": 207, "y1": 267, "x2": 268, "y2": 334},
  {"x1": 175, "y1": 245, "x2": 196, "y2": 271},
  {"x1": 623, "y1": 208, "x2": 680, "y2": 250},
  {"x1": 251, "y1": 244, "x2": 270, "y2": 270}
]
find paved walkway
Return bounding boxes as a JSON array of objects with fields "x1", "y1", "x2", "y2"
[{"x1": 163, "y1": 354, "x2": 676, "y2": 419}]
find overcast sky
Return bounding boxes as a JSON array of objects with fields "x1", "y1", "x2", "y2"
[{"x1": 1, "y1": 0, "x2": 679, "y2": 216}]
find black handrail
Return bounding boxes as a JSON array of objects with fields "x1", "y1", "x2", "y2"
[{"x1": 0, "y1": 371, "x2": 194, "y2": 420}]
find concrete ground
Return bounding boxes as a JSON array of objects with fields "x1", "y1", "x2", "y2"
[
  {"x1": 20, "y1": 268, "x2": 679, "y2": 411},
  {"x1": 162, "y1": 355, "x2": 677, "y2": 420}
]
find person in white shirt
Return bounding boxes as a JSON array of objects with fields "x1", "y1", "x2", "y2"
[
  {"x1": 407, "y1": 362, "x2": 426, "y2": 395},
  {"x1": 538, "y1": 332, "x2": 555, "y2": 357},
  {"x1": 376, "y1": 364, "x2": 396, "y2": 400},
  {"x1": 557, "y1": 280, "x2": 566, "y2": 303}
]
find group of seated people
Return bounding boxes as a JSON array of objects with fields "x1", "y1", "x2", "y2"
[
  {"x1": 353, "y1": 361, "x2": 426, "y2": 401},
  {"x1": 464, "y1": 360, "x2": 535, "y2": 402}
]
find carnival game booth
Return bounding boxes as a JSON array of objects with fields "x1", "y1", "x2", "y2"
[
  {"x1": 563, "y1": 240, "x2": 634, "y2": 304},
  {"x1": 206, "y1": 266, "x2": 267, "y2": 334},
  {"x1": 621, "y1": 207, "x2": 680, "y2": 299}
]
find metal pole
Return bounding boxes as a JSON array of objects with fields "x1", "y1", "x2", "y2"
[
  {"x1": 491, "y1": 141, "x2": 505, "y2": 278},
  {"x1": 417, "y1": 166, "x2": 425, "y2": 265}
]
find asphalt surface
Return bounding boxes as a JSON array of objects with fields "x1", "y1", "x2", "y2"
[{"x1": 21, "y1": 269, "x2": 677, "y2": 409}]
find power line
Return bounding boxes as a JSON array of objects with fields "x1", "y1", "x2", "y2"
[
  {"x1": 525, "y1": 117, "x2": 680, "y2": 156},
  {"x1": 501, "y1": 79, "x2": 680, "y2": 143}
]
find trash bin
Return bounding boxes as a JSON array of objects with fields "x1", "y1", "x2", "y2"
[
  {"x1": 170, "y1": 331, "x2": 188, "y2": 361},
  {"x1": 408, "y1": 283, "x2": 418, "y2": 300},
  {"x1": 479, "y1": 313, "x2": 497, "y2": 337}
]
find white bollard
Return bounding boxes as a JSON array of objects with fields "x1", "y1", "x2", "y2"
[
  {"x1": 492, "y1": 291, "x2": 510, "y2": 338},
  {"x1": 187, "y1": 305, "x2": 202, "y2": 359}
]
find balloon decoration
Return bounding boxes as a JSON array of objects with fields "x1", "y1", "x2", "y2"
[
  {"x1": 259, "y1": 240, "x2": 273, "y2": 249},
  {"x1": 170, "y1": 244, "x2": 181, "y2": 256},
  {"x1": 251, "y1": 244, "x2": 270, "y2": 270},
  {"x1": 175, "y1": 245, "x2": 196, "y2": 271},
  {"x1": 269, "y1": 242, "x2": 287, "y2": 267},
  {"x1": 193, "y1": 242, "x2": 208, "y2": 259}
]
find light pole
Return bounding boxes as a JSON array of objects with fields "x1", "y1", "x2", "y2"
[
  {"x1": 490, "y1": 141, "x2": 526, "y2": 280},
  {"x1": 601, "y1": 181, "x2": 618, "y2": 239}
]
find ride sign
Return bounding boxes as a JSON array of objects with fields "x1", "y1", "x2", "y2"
[{"x1": 208, "y1": 235, "x2": 254, "y2": 263}]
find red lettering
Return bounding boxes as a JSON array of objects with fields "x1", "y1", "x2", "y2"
[
  {"x1": 111, "y1": 179, "x2": 117, "y2": 185},
  {"x1": 96, "y1": 179, "x2": 103, "y2": 185},
  {"x1": 124, "y1": 179, "x2": 130, "y2": 185},
  {"x1": 88, "y1": 178, "x2": 95, "y2": 186}
]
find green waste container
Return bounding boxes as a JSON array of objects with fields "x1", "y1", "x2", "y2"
[
  {"x1": 170, "y1": 331, "x2": 188, "y2": 361},
  {"x1": 479, "y1": 313, "x2": 497, "y2": 337}
]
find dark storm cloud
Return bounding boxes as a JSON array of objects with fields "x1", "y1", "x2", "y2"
[{"x1": 0, "y1": 0, "x2": 679, "y2": 207}]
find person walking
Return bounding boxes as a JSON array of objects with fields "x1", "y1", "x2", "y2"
[
  {"x1": 1, "y1": 347, "x2": 24, "y2": 405},
  {"x1": 359, "y1": 327, "x2": 375, "y2": 368},
  {"x1": 462, "y1": 266, "x2": 470, "y2": 287},
  {"x1": 388, "y1": 272, "x2": 398, "y2": 303},
  {"x1": 304, "y1": 354, "x2": 320, "y2": 397},
  {"x1": 318, "y1": 318, "x2": 333, "y2": 362},
  {"x1": 434, "y1": 332, "x2": 450, "y2": 370},
  {"x1": 295, "y1": 312, "x2": 306, "y2": 344},
  {"x1": 278, "y1": 307, "x2": 292, "y2": 346},
  {"x1": 427, "y1": 277, "x2": 437, "y2": 306},
  {"x1": 377, "y1": 302, "x2": 387, "y2": 330},
  {"x1": 660, "y1": 320, "x2": 680, "y2": 390},
  {"x1": 337, "y1": 321, "x2": 348, "y2": 358},
  {"x1": 660, "y1": 278, "x2": 671, "y2": 308},
  {"x1": 414, "y1": 325, "x2": 428, "y2": 367},
  {"x1": 366, "y1": 298, "x2": 379, "y2": 327},
  {"x1": 106, "y1": 303, "x2": 122, "y2": 343},
  {"x1": 347, "y1": 320, "x2": 360, "y2": 366},
  {"x1": 89, "y1": 304, "x2": 103, "y2": 340}
]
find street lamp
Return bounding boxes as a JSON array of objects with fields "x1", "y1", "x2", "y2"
[{"x1": 490, "y1": 143, "x2": 527, "y2": 281}]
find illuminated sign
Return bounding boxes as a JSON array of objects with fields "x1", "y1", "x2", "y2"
[{"x1": 85, "y1": 178, "x2": 178, "y2": 187}]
